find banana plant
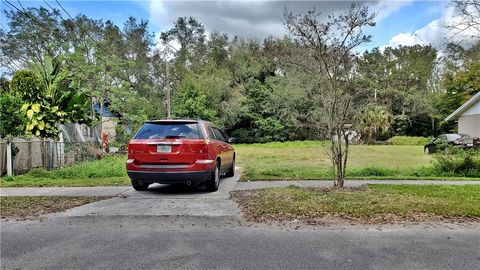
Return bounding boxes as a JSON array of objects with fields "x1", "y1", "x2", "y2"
[{"x1": 10, "y1": 54, "x2": 93, "y2": 138}]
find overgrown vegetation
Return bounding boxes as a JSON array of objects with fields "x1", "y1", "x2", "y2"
[
  {"x1": 432, "y1": 148, "x2": 480, "y2": 177},
  {"x1": 387, "y1": 136, "x2": 431, "y2": 146},
  {"x1": 233, "y1": 185, "x2": 480, "y2": 224}
]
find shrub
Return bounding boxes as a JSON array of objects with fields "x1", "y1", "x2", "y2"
[
  {"x1": 433, "y1": 148, "x2": 480, "y2": 177},
  {"x1": 387, "y1": 136, "x2": 431, "y2": 146}
]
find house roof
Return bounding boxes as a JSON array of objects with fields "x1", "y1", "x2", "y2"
[
  {"x1": 93, "y1": 103, "x2": 120, "y2": 118},
  {"x1": 445, "y1": 91, "x2": 480, "y2": 121}
]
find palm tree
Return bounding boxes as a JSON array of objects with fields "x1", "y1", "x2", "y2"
[{"x1": 359, "y1": 105, "x2": 393, "y2": 144}]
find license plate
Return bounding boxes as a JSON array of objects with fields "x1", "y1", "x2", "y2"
[{"x1": 157, "y1": 145, "x2": 171, "y2": 152}]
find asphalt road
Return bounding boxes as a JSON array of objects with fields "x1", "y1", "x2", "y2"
[
  {"x1": 2, "y1": 174, "x2": 480, "y2": 270},
  {"x1": 2, "y1": 216, "x2": 480, "y2": 270}
]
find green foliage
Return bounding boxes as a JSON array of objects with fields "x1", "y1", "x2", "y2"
[
  {"x1": 235, "y1": 80, "x2": 286, "y2": 143},
  {"x1": 173, "y1": 79, "x2": 218, "y2": 122},
  {"x1": 358, "y1": 45, "x2": 438, "y2": 136},
  {"x1": 437, "y1": 62, "x2": 480, "y2": 131},
  {"x1": 0, "y1": 92, "x2": 27, "y2": 138},
  {"x1": 387, "y1": 136, "x2": 431, "y2": 146},
  {"x1": 390, "y1": 114, "x2": 410, "y2": 135},
  {"x1": 113, "y1": 124, "x2": 133, "y2": 147},
  {"x1": 358, "y1": 105, "x2": 393, "y2": 143},
  {"x1": 8, "y1": 58, "x2": 93, "y2": 138},
  {"x1": 432, "y1": 148, "x2": 480, "y2": 177},
  {"x1": 0, "y1": 77, "x2": 10, "y2": 92},
  {"x1": 9, "y1": 70, "x2": 42, "y2": 101}
]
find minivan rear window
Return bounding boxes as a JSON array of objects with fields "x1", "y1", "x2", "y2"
[{"x1": 134, "y1": 123, "x2": 202, "y2": 139}]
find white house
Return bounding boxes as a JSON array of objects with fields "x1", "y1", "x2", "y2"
[{"x1": 445, "y1": 92, "x2": 480, "y2": 138}]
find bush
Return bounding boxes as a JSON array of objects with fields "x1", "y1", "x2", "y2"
[
  {"x1": 0, "y1": 92, "x2": 27, "y2": 137},
  {"x1": 387, "y1": 136, "x2": 431, "y2": 146},
  {"x1": 433, "y1": 148, "x2": 480, "y2": 177}
]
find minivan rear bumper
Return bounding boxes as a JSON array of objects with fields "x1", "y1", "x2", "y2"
[{"x1": 126, "y1": 170, "x2": 212, "y2": 184}]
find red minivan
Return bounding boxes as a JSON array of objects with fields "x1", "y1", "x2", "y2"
[{"x1": 126, "y1": 119, "x2": 235, "y2": 192}]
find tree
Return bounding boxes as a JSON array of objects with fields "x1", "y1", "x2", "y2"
[
  {"x1": 436, "y1": 61, "x2": 480, "y2": 131},
  {"x1": 359, "y1": 105, "x2": 393, "y2": 143},
  {"x1": 283, "y1": 4, "x2": 376, "y2": 187},
  {"x1": 173, "y1": 79, "x2": 217, "y2": 121},
  {"x1": 448, "y1": 0, "x2": 480, "y2": 40},
  {"x1": 160, "y1": 17, "x2": 207, "y2": 72},
  {"x1": 0, "y1": 7, "x2": 67, "y2": 71},
  {"x1": 0, "y1": 92, "x2": 27, "y2": 138},
  {"x1": 236, "y1": 80, "x2": 286, "y2": 143},
  {"x1": 357, "y1": 45, "x2": 438, "y2": 136}
]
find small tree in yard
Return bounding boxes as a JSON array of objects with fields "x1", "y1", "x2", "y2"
[{"x1": 283, "y1": 5, "x2": 376, "y2": 187}]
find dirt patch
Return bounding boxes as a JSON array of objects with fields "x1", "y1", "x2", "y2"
[{"x1": 0, "y1": 196, "x2": 111, "y2": 220}]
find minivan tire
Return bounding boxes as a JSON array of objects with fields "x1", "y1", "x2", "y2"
[
  {"x1": 132, "y1": 179, "x2": 149, "y2": 191},
  {"x1": 205, "y1": 163, "x2": 220, "y2": 192}
]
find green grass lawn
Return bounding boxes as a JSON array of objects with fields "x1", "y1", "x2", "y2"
[
  {"x1": 0, "y1": 156, "x2": 129, "y2": 187},
  {"x1": 232, "y1": 184, "x2": 480, "y2": 223},
  {"x1": 235, "y1": 141, "x2": 480, "y2": 181}
]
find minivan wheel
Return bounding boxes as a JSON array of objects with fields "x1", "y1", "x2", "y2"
[
  {"x1": 131, "y1": 179, "x2": 149, "y2": 191},
  {"x1": 205, "y1": 163, "x2": 220, "y2": 192},
  {"x1": 225, "y1": 158, "x2": 235, "y2": 177}
]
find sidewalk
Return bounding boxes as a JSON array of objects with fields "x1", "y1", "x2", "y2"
[{"x1": 1, "y1": 180, "x2": 479, "y2": 196}]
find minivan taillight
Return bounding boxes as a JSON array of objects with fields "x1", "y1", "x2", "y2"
[{"x1": 192, "y1": 140, "x2": 209, "y2": 154}]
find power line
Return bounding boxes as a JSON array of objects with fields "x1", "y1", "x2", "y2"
[
  {"x1": 4, "y1": 0, "x2": 141, "y2": 94},
  {"x1": 4, "y1": 0, "x2": 56, "y2": 33},
  {"x1": 54, "y1": 0, "x2": 72, "y2": 19},
  {"x1": 41, "y1": 0, "x2": 56, "y2": 12}
]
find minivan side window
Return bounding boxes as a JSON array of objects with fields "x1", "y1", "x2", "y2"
[
  {"x1": 212, "y1": 127, "x2": 226, "y2": 141},
  {"x1": 206, "y1": 125, "x2": 216, "y2": 139}
]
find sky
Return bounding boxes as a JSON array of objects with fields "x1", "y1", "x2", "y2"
[{"x1": 0, "y1": 0, "x2": 473, "y2": 51}]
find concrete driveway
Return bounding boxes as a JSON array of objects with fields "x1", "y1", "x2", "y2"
[{"x1": 54, "y1": 173, "x2": 241, "y2": 218}]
